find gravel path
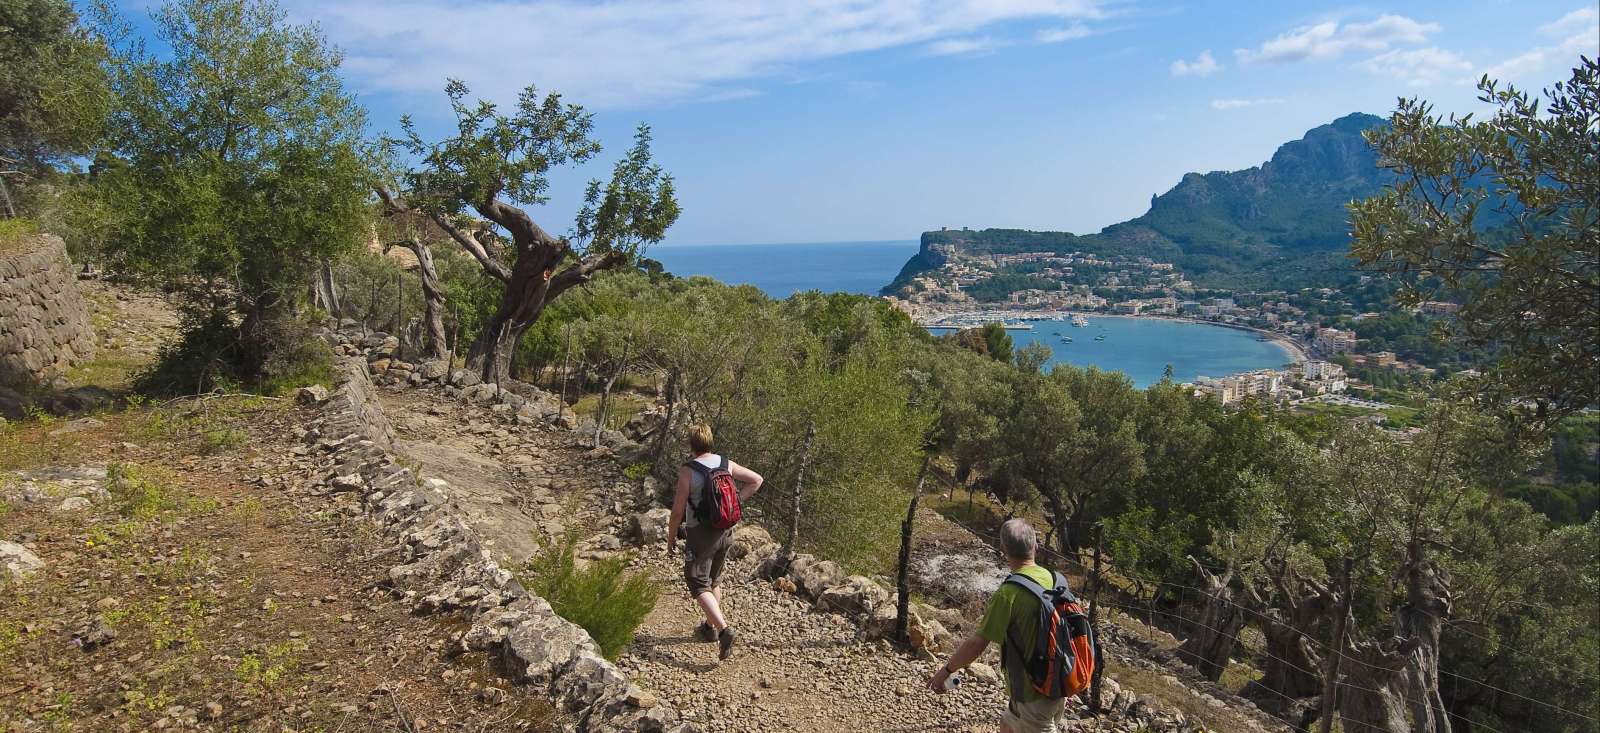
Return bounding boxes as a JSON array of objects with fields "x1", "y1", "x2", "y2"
[{"x1": 617, "y1": 548, "x2": 1025, "y2": 733}]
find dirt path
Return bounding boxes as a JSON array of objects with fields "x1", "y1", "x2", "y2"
[
  {"x1": 618, "y1": 549, "x2": 1023, "y2": 733},
  {"x1": 363, "y1": 383, "x2": 1063, "y2": 733}
]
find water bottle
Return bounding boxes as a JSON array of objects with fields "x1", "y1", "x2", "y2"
[{"x1": 943, "y1": 671, "x2": 962, "y2": 691}]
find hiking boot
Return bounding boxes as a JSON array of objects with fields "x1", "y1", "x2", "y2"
[
  {"x1": 694, "y1": 622, "x2": 716, "y2": 642},
  {"x1": 717, "y1": 626, "x2": 737, "y2": 660}
]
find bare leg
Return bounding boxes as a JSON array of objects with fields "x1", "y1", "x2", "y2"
[{"x1": 695, "y1": 591, "x2": 728, "y2": 631}]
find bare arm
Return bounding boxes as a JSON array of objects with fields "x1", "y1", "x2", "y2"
[
  {"x1": 728, "y1": 460, "x2": 764, "y2": 502},
  {"x1": 666, "y1": 466, "x2": 690, "y2": 553},
  {"x1": 927, "y1": 634, "x2": 991, "y2": 692}
]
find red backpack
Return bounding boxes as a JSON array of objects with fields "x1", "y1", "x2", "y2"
[
  {"x1": 686, "y1": 456, "x2": 741, "y2": 530},
  {"x1": 1001, "y1": 570, "x2": 1098, "y2": 700}
]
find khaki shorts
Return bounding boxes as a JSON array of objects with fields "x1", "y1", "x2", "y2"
[
  {"x1": 682, "y1": 523, "x2": 730, "y2": 598},
  {"x1": 1000, "y1": 697, "x2": 1065, "y2": 733}
]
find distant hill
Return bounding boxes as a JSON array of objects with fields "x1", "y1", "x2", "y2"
[{"x1": 888, "y1": 112, "x2": 1391, "y2": 292}]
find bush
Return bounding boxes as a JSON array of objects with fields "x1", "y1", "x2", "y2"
[
  {"x1": 0, "y1": 217, "x2": 39, "y2": 251},
  {"x1": 521, "y1": 533, "x2": 658, "y2": 660},
  {"x1": 134, "y1": 310, "x2": 334, "y2": 396}
]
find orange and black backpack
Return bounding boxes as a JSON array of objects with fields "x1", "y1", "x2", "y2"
[{"x1": 1001, "y1": 570, "x2": 1098, "y2": 699}]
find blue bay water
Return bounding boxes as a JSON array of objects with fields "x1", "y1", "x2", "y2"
[
  {"x1": 652, "y1": 241, "x2": 1291, "y2": 388},
  {"x1": 650, "y1": 240, "x2": 919, "y2": 298},
  {"x1": 945, "y1": 317, "x2": 1295, "y2": 389}
]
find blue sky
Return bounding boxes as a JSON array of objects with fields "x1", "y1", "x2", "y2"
[{"x1": 119, "y1": 0, "x2": 1600, "y2": 246}]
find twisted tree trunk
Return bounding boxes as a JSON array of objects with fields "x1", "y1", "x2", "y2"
[
  {"x1": 402, "y1": 240, "x2": 448, "y2": 361},
  {"x1": 1177, "y1": 556, "x2": 1246, "y2": 681},
  {"x1": 1340, "y1": 633, "x2": 1424, "y2": 733},
  {"x1": 1398, "y1": 539, "x2": 1453, "y2": 733}
]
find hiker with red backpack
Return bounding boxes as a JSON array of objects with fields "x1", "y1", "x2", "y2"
[
  {"x1": 666, "y1": 423, "x2": 764, "y2": 661},
  {"x1": 927, "y1": 518, "x2": 1097, "y2": 733}
]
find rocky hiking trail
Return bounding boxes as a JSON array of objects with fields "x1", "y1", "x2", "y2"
[{"x1": 360, "y1": 355, "x2": 1287, "y2": 733}]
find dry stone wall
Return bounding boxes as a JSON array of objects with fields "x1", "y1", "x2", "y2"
[
  {"x1": 308, "y1": 358, "x2": 693, "y2": 732},
  {"x1": 0, "y1": 235, "x2": 95, "y2": 387}
]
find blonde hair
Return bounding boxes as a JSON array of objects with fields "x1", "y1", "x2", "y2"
[{"x1": 688, "y1": 423, "x2": 714, "y2": 454}]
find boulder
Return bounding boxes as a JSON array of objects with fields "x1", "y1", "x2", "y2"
[
  {"x1": 461, "y1": 383, "x2": 499, "y2": 404},
  {"x1": 627, "y1": 508, "x2": 672, "y2": 545},
  {"x1": 419, "y1": 360, "x2": 450, "y2": 381},
  {"x1": 295, "y1": 385, "x2": 330, "y2": 405},
  {"x1": 728, "y1": 524, "x2": 777, "y2": 560},
  {"x1": 789, "y1": 555, "x2": 846, "y2": 599},
  {"x1": 0, "y1": 541, "x2": 44, "y2": 581},
  {"x1": 449, "y1": 368, "x2": 482, "y2": 388},
  {"x1": 815, "y1": 575, "x2": 891, "y2": 616}
]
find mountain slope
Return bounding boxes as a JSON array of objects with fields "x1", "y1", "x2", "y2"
[{"x1": 888, "y1": 113, "x2": 1390, "y2": 292}]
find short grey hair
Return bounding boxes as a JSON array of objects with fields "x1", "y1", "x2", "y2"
[{"x1": 999, "y1": 518, "x2": 1038, "y2": 561}]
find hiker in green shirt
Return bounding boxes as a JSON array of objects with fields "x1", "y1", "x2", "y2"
[{"x1": 928, "y1": 518, "x2": 1067, "y2": 733}]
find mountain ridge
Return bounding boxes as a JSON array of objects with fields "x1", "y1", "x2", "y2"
[{"x1": 887, "y1": 112, "x2": 1390, "y2": 293}]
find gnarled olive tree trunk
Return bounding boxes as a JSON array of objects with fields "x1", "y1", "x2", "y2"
[
  {"x1": 1398, "y1": 539, "x2": 1453, "y2": 733},
  {"x1": 1178, "y1": 556, "x2": 1246, "y2": 681},
  {"x1": 1340, "y1": 633, "x2": 1424, "y2": 733},
  {"x1": 402, "y1": 240, "x2": 448, "y2": 361}
]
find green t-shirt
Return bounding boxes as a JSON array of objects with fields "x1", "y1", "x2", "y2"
[{"x1": 977, "y1": 563, "x2": 1055, "y2": 703}]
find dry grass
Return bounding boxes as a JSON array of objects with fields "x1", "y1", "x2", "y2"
[{"x1": 0, "y1": 402, "x2": 560, "y2": 731}]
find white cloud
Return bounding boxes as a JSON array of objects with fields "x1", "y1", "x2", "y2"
[
  {"x1": 1540, "y1": 7, "x2": 1598, "y2": 36},
  {"x1": 287, "y1": 0, "x2": 1108, "y2": 109},
  {"x1": 1235, "y1": 14, "x2": 1439, "y2": 65},
  {"x1": 1211, "y1": 97, "x2": 1284, "y2": 110},
  {"x1": 1485, "y1": 9, "x2": 1600, "y2": 82},
  {"x1": 926, "y1": 36, "x2": 1002, "y2": 56},
  {"x1": 1170, "y1": 50, "x2": 1220, "y2": 77},
  {"x1": 1361, "y1": 47, "x2": 1473, "y2": 86},
  {"x1": 1036, "y1": 24, "x2": 1093, "y2": 44}
]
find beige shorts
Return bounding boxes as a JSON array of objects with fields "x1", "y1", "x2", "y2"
[{"x1": 1000, "y1": 697, "x2": 1065, "y2": 733}]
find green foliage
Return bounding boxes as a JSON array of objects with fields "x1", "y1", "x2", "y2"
[
  {"x1": 0, "y1": 217, "x2": 38, "y2": 249},
  {"x1": 90, "y1": 0, "x2": 371, "y2": 386},
  {"x1": 385, "y1": 80, "x2": 679, "y2": 380},
  {"x1": 521, "y1": 533, "x2": 658, "y2": 661},
  {"x1": 107, "y1": 463, "x2": 176, "y2": 520},
  {"x1": 1350, "y1": 61, "x2": 1600, "y2": 424},
  {"x1": 0, "y1": 0, "x2": 110, "y2": 172}
]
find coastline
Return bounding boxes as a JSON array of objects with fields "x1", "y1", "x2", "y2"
[{"x1": 913, "y1": 307, "x2": 1310, "y2": 368}]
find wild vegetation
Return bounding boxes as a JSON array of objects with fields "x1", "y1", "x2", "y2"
[{"x1": 1, "y1": 0, "x2": 1594, "y2": 730}]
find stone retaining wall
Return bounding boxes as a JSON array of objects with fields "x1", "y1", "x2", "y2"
[
  {"x1": 309, "y1": 358, "x2": 691, "y2": 732},
  {"x1": 0, "y1": 234, "x2": 95, "y2": 388}
]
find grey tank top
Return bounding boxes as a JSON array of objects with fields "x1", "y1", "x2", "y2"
[{"x1": 684, "y1": 453, "x2": 723, "y2": 528}]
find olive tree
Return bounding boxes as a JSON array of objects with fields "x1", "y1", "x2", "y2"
[
  {"x1": 94, "y1": 0, "x2": 370, "y2": 388},
  {"x1": 1350, "y1": 60, "x2": 1599, "y2": 425},
  {"x1": 380, "y1": 81, "x2": 679, "y2": 384}
]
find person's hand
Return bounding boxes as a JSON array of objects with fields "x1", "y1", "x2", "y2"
[
  {"x1": 665, "y1": 539, "x2": 678, "y2": 557},
  {"x1": 926, "y1": 665, "x2": 951, "y2": 694}
]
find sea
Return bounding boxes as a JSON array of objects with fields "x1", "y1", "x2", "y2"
[
  {"x1": 651, "y1": 240, "x2": 1292, "y2": 388},
  {"x1": 650, "y1": 240, "x2": 920, "y2": 298},
  {"x1": 933, "y1": 318, "x2": 1294, "y2": 388}
]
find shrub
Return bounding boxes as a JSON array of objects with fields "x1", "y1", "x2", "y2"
[{"x1": 521, "y1": 533, "x2": 658, "y2": 660}]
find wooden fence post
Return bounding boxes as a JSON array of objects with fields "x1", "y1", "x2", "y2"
[
  {"x1": 895, "y1": 455, "x2": 932, "y2": 645},
  {"x1": 1318, "y1": 557, "x2": 1354, "y2": 733}
]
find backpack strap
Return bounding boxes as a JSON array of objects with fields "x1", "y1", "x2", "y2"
[{"x1": 1000, "y1": 571, "x2": 1054, "y2": 701}]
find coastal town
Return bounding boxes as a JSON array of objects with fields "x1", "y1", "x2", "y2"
[{"x1": 885, "y1": 242, "x2": 1464, "y2": 426}]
